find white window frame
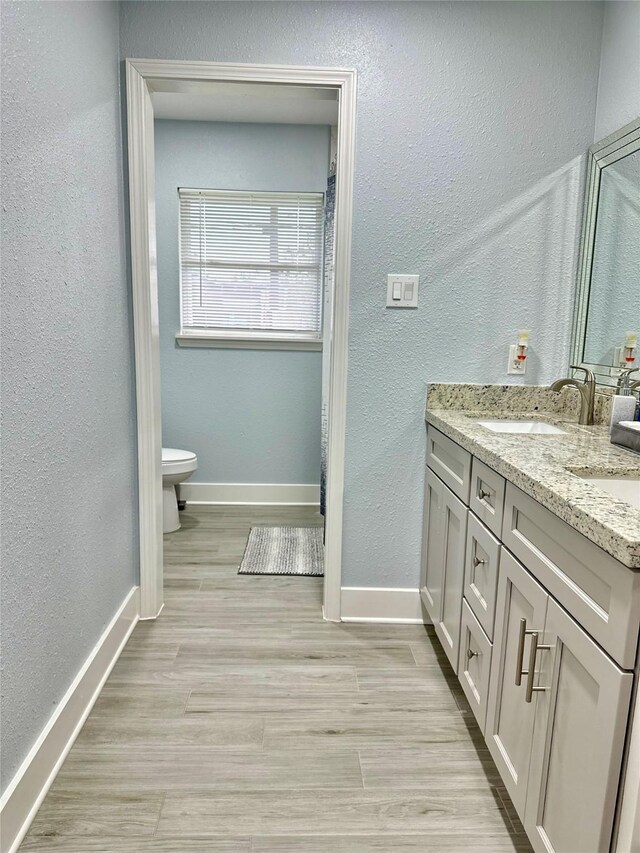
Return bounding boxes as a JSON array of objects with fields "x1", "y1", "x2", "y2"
[{"x1": 176, "y1": 188, "x2": 325, "y2": 351}]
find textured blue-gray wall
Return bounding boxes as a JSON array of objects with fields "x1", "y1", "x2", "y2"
[
  {"x1": 154, "y1": 120, "x2": 329, "y2": 484},
  {"x1": 121, "y1": 1, "x2": 604, "y2": 588},
  {"x1": 594, "y1": 0, "x2": 640, "y2": 140},
  {"x1": 0, "y1": 1, "x2": 136, "y2": 792}
]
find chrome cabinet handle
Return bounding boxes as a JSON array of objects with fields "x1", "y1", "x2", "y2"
[
  {"x1": 472, "y1": 555, "x2": 486, "y2": 567},
  {"x1": 515, "y1": 618, "x2": 528, "y2": 686},
  {"x1": 524, "y1": 632, "x2": 552, "y2": 703},
  {"x1": 515, "y1": 618, "x2": 551, "y2": 694},
  {"x1": 467, "y1": 648, "x2": 479, "y2": 660},
  {"x1": 478, "y1": 488, "x2": 492, "y2": 502},
  {"x1": 525, "y1": 632, "x2": 540, "y2": 702}
]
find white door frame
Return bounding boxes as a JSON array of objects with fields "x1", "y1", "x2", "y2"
[{"x1": 125, "y1": 58, "x2": 356, "y2": 621}]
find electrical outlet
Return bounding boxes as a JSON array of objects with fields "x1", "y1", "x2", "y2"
[{"x1": 507, "y1": 344, "x2": 527, "y2": 374}]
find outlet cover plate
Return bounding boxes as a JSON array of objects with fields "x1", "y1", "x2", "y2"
[{"x1": 507, "y1": 344, "x2": 527, "y2": 374}]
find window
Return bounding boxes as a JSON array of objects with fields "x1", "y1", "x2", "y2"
[{"x1": 178, "y1": 188, "x2": 324, "y2": 348}]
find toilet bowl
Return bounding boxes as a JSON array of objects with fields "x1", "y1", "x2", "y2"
[{"x1": 162, "y1": 448, "x2": 197, "y2": 533}]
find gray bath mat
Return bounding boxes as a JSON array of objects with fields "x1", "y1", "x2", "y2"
[{"x1": 239, "y1": 527, "x2": 324, "y2": 577}]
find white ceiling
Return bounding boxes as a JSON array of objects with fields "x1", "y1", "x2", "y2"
[{"x1": 151, "y1": 81, "x2": 338, "y2": 126}]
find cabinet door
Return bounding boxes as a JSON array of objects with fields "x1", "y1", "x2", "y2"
[
  {"x1": 524, "y1": 598, "x2": 633, "y2": 853},
  {"x1": 433, "y1": 486, "x2": 468, "y2": 673},
  {"x1": 420, "y1": 468, "x2": 445, "y2": 623},
  {"x1": 464, "y1": 512, "x2": 501, "y2": 640},
  {"x1": 486, "y1": 549, "x2": 548, "y2": 819},
  {"x1": 458, "y1": 599, "x2": 493, "y2": 733}
]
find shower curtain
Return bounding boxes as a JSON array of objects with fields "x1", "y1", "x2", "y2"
[{"x1": 320, "y1": 172, "x2": 335, "y2": 519}]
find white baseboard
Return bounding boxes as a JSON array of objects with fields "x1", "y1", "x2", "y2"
[
  {"x1": 0, "y1": 587, "x2": 139, "y2": 853},
  {"x1": 181, "y1": 481, "x2": 320, "y2": 506},
  {"x1": 340, "y1": 586, "x2": 425, "y2": 623}
]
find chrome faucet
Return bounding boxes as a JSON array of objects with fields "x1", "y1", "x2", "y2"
[{"x1": 549, "y1": 365, "x2": 596, "y2": 425}]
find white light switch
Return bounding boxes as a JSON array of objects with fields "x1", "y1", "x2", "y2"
[{"x1": 386, "y1": 274, "x2": 419, "y2": 308}]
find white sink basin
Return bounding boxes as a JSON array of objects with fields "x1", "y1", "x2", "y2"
[
  {"x1": 477, "y1": 420, "x2": 566, "y2": 435},
  {"x1": 580, "y1": 477, "x2": 640, "y2": 511}
]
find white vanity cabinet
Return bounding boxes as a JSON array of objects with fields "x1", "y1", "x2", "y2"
[
  {"x1": 524, "y1": 597, "x2": 632, "y2": 853},
  {"x1": 422, "y1": 424, "x2": 640, "y2": 853},
  {"x1": 420, "y1": 465, "x2": 468, "y2": 672},
  {"x1": 422, "y1": 427, "x2": 497, "y2": 682},
  {"x1": 487, "y1": 549, "x2": 633, "y2": 852},
  {"x1": 422, "y1": 428, "x2": 499, "y2": 700}
]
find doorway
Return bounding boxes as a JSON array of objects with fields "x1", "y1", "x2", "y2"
[{"x1": 125, "y1": 59, "x2": 357, "y2": 621}]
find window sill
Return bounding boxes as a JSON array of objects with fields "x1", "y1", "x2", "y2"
[{"x1": 175, "y1": 332, "x2": 323, "y2": 351}]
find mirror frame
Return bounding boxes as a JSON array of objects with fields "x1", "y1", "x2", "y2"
[{"x1": 571, "y1": 117, "x2": 640, "y2": 387}]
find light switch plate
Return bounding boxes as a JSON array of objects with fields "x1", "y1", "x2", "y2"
[{"x1": 386, "y1": 274, "x2": 419, "y2": 308}]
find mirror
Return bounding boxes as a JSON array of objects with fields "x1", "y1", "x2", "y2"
[{"x1": 571, "y1": 118, "x2": 640, "y2": 387}]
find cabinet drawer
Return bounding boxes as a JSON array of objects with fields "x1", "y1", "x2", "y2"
[
  {"x1": 427, "y1": 427, "x2": 471, "y2": 504},
  {"x1": 464, "y1": 512, "x2": 501, "y2": 640},
  {"x1": 470, "y1": 458, "x2": 505, "y2": 537},
  {"x1": 502, "y1": 482, "x2": 640, "y2": 669},
  {"x1": 458, "y1": 599, "x2": 492, "y2": 733}
]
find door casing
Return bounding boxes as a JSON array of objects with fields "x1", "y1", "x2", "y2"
[{"x1": 125, "y1": 58, "x2": 357, "y2": 620}]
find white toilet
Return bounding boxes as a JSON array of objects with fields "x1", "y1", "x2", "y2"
[{"x1": 162, "y1": 447, "x2": 198, "y2": 533}]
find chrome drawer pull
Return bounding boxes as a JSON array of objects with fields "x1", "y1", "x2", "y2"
[
  {"x1": 524, "y1": 632, "x2": 552, "y2": 703},
  {"x1": 515, "y1": 618, "x2": 528, "y2": 686},
  {"x1": 478, "y1": 488, "x2": 492, "y2": 502},
  {"x1": 467, "y1": 648, "x2": 479, "y2": 660},
  {"x1": 515, "y1": 618, "x2": 546, "y2": 687},
  {"x1": 472, "y1": 555, "x2": 486, "y2": 568}
]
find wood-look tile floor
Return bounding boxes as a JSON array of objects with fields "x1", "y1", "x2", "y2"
[{"x1": 22, "y1": 505, "x2": 532, "y2": 852}]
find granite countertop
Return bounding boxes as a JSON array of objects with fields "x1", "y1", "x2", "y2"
[{"x1": 425, "y1": 384, "x2": 640, "y2": 569}]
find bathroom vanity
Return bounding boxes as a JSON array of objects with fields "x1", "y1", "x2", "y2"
[{"x1": 421, "y1": 384, "x2": 640, "y2": 853}]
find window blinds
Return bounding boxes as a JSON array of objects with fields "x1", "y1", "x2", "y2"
[{"x1": 179, "y1": 189, "x2": 324, "y2": 339}]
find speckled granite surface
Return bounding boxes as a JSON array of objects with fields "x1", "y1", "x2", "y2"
[
  {"x1": 427, "y1": 382, "x2": 614, "y2": 423},
  {"x1": 426, "y1": 383, "x2": 640, "y2": 568}
]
